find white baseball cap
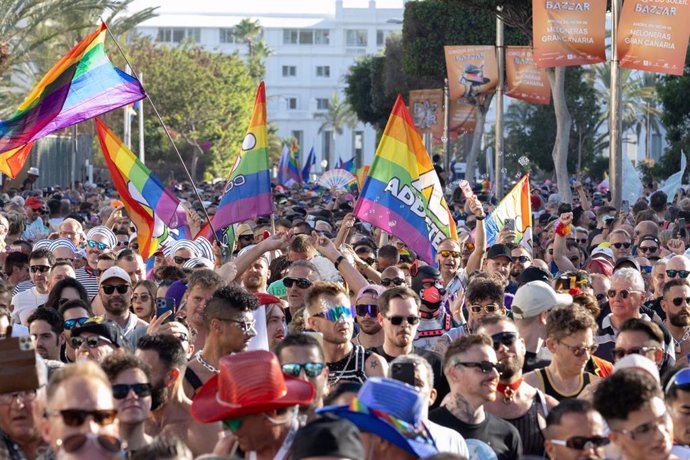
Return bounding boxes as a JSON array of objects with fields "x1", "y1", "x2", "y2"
[
  {"x1": 99, "y1": 266, "x2": 131, "y2": 285},
  {"x1": 512, "y1": 280, "x2": 572, "y2": 319}
]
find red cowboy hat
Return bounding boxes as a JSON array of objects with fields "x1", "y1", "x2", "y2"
[
  {"x1": 191, "y1": 350, "x2": 314, "y2": 423},
  {"x1": 255, "y1": 293, "x2": 281, "y2": 306}
]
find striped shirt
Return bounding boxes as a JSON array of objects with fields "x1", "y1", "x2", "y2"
[
  {"x1": 12, "y1": 280, "x2": 33, "y2": 296},
  {"x1": 327, "y1": 345, "x2": 371, "y2": 385},
  {"x1": 75, "y1": 267, "x2": 99, "y2": 298}
]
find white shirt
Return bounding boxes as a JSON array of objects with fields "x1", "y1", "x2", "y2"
[
  {"x1": 426, "y1": 419, "x2": 470, "y2": 457},
  {"x1": 11, "y1": 287, "x2": 49, "y2": 325}
]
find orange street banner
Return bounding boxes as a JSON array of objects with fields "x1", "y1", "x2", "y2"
[
  {"x1": 409, "y1": 89, "x2": 444, "y2": 142},
  {"x1": 444, "y1": 46, "x2": 497, "y2": 102},
  {"x1": 506, "y1": 46, "x2": 551, "y2": 105},
  {"x1": 532, "y1": 0, "x2": 606, "y2": 68},
  {"x1": 450, "y1": 99, "x2": 476, "y2": 133},
  {"x1": 617, "y1": 0, "x2": 690, "y2": 75}
]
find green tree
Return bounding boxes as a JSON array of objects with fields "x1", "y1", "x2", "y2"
[
  {"x1": 314, "y1": 93, "x2": 357, "y2": 169},
  {"x1": 233, "y1": 18, "x2": 270, "y2": 79},
  {"x1": 124, "y1": 37, "x2": 254, "y2": 181},
  {"x1": 345, "y1": 55, "x2": 388, "y2": 130}
]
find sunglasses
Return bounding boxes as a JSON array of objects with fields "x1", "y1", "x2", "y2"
[
  {"x1": 283, "y1": 277, "x2": 313, "y2": 289},
  {"x1": 470, "y1": 303, "x2": 501, "y2": 314},
  {"x1": 362, "y1": 257, "x2": 376, "y2": 265},
  {"x1": 439, "y1": 250, "x2": 461, "y2": 258},
  {"x1": 386, "y1": 315, "x2": 420, "y2": 326},
  {"x1": 515, "y1": 255, "x2": 530, "y2": 263},
  {"x1": 491, "y1": 331, "x2": 518, "y2": 351},
  {"x1": 314, "y1": 306, "x2": 354, "y2": 322},
  {"x1": 559, "y1": 341, "x2": 598, "y2": 357},
  {"x1": 666, "y1": 269, "x2": 690, "y2": 279},
  {"x1": 464, "y1": 242, "x2": 475, "y2": 251},
  {"x1": 217, "y1": 318, "x2": 256, "y2": 333},
  {"x1": 101, "y1": 284, "x2": 129, "y2": 295},
  {"x1": 30, "y1": 265, "x2": 50, "y2": 273},
  {"x1": 638, "y1": 246, "x2": 658, "y2": 253},
  {"x1": 56, "y1": 433, "x2": 122, "y2": 455},
  {"x1": 612, "y1": 242, "x2": 632, "y2": 249},
  {"x1": 63, "y1": 317, "x2": 89, "y2": 330},
  {"x1": 70, "y1": 336, "x2": 111, "y2": 349},
  {"x1": 381, "y1": 277, "x2": 405, "y2": 287},
  {"x1": 239, "y1": 235, "x2": 254, "y2": 241},
  {"x1": 111, "y1": 383, "x2": 152, "y2": 400},
  {"x1": 281, "y1": 362, "x2": 326, "y2": 378},
  {"x1": 173, "y1": 256, "x2": 191, "y2": 265},
  {"x1": 454, "y1": 360, "x2": 503, "y2": 374},
  {"x1": 355, "y1": 304, "x2": 378, "y2": 317},
  {"x1": 550, "y1": 435, "x2": 609, "y2": 450},
  {"x1": 47, "y1": 409, "x2": 118, "y2": 427},
  {"x1": 87, "y1": 239, "x2": 109, "y2": 250},
  {"x1": 612, "y1": 346, "x2": 658, "y2": 362},
  {"x1": 607, "y1": 289, "x2": 633, "y2": 299},
  {"x1": 671, "y1": 296, "x2": 690, "y2": 307},
  {"x1": 223, "y1": 417, "x2": 243, "y2": 433},
  {"x1": 576, "y1": 238, "x2": 588, "y2": 245},
  {"x1": 116, "y1": 240, "x2": 129, "y2": 247},
  {"x1": 0, "y1": 390, "x2": 37, "y2": 405},
  {"x1": 595, "y1": 293, "x2": 606, "y2": 303}
]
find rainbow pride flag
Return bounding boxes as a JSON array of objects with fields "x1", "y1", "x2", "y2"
[
  {"x1": 96, "y1": 118, "x2": 187, "y2": 259},
  {"x1": 485, "y1": 175, "x2": 533, "y2": 251},
  {"x1": 277, "y1": 144, "x2": 300, "y2": 187},
  {"x1": 354, "y1": 95, "x2": 457, "y2": 264},
  {"x1": 212, "y1": 81, "x2": 273, "y2": 229},
  {"x1": 0, "y1": 23, "x2": 145, "y2": 177}
]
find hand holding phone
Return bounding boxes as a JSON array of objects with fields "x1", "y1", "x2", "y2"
[
  {"x1": 155, "y1": 297, "x2": 177, "y2": 323},
  {"x1": 391, "y1": 362, "x2": 417, "y2": 386}
]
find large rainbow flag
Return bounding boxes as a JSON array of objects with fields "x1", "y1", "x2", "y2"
[
  {"x1": 0, "y1": 22, "x2": 145, "y2": 177},
  {"x1": 211, "y1": 81, "x2": 273, "y2": 230},
  {"x1": 485, "y1": 175, "x2": 533, "y2": 251},
  {"x1": 96, "y1": 118, "x2": 187, "y2": 260},
  {"x1": 354, "y1": 95, "x2": 457, "y2": 264}
]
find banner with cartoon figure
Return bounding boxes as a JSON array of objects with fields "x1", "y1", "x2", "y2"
[{"x1": 444, "y1": 46, "x2": 498, "y2": 103}]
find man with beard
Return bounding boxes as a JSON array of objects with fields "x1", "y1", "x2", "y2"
[
  {"x1": 411, "y1": 264, "x2": 457, "y2": 351},
  {"x1": 351, "y1": 285, "x2": 385, "y2": 349},
  {"x1": 305, "y1": 282, "x2": 387, "y2": 386},
  {"x1": 510, "y1": 245, "x2": 532, "y2": 285},
  {"x1": 241, "y1": 256, "x2": 270, "y2": 294},
  {"x1": 429, "y1": 334, "x2": 522, "y2": 459},
  {"x1": 184, "y1": 287, "x2": 258, "y2": 398},
  {"x1": 283, "y1": 260, "x2": 321, "y2": 325},
  {"x1": 544, "y1": 399, "x2": 610, "y2": 460},
  {"x1": 136, "y1": 334, "x2": 221, "y2": 457},
  {"x1": 76, "y1": 226, "x2": 117, "y2": 297},
  {"x1": 476, "y1": 315, "x2": 558, "y2": 458},
  {"x1": 99, "y1": 266, "x2": 147, "y2": 349},
  {"x1": 182, "y1": 269, "x2": 224, "y2": 353},
  {"x1": 11, "y1": 248, "x2": 53, "y2": 325},
  {"x1": 373, "y1": 287, "x2": 449, "y2": 407},
  {"x1": 275, "y1": 333, "x2": 329, "y2": 421},
  {"x1": 662, "y1": 279, "x2": 690, "y2": 365}
]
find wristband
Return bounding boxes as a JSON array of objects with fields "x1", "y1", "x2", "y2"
[
  {"x1": 476, "y1": 215, "x2": 485, "y2": 221},
  {"x1": 554, "y1": 220, "x2": 571, "y2": 237},
  {"x1": 334, "y1": 255, "x2": 345, "y2": 270}
]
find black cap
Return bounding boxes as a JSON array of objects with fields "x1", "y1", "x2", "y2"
[
  {"x1": 518, "y1": 266, "x2": 552, "y2": 286},
  {"x1": 291, "y1": 417, "x2": 364, "y2": 460},
  {"x1": 638, "y1": 234, "x2": 660, "y2": 246},
  {"x1": 487, "y1": 244, "x2": 513, "y2": 261},
  {"x1": 72, "y1": 319, "x2": 126, "y2": 348},
  {"x1": 614, "y1": 256, "x2": 641, "y2": 272}
]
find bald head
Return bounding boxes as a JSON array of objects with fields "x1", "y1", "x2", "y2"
[
  {"x1": 635, "y1": 220, "x2": 659, "y2": 241},
  {"x1": 665, "y1": 255, "x2": 690, "y2": 284}
]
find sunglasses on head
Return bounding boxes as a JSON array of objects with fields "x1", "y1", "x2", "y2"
[
  {"x1": 666, "y1": 269, "x2": 690, "y2": 279},
  {"x1": 612, "y1": 242, "x2": 631, "y2": 249},
  {"x1": 101, "y1": 284, "x2": 129, "y2": 295},
  {"x1": 314, "y1": 305, "x2": 354, "y2": 322},
  {"x1": 70, "y1": 335, "x2": 111, "y2": 349},
  {"x1": 612, "y1": 346, "x2": 658, "y2": 362},
  {"x1": 56, "y1": 433, "x2": 122, "y2": 455},
  {"x1": 439, "y1": 250, "x2": 461, "y2": 258},
  {"x1": 30, "y1": 265, "x2": 50, "y2": 273},
  {"x1": 111, "y1": 383, "x2": 152, "y2": 400},
  {"x1": 281, "y1": 362, "x2": 326, "y2": 378},
  {"x1": 173, "y1": 256, "x2": 191, "y2": 265},
  {"x1": 550, "y1": 435, "x2": 610, "y2": 450},
  {"x1": 283, "y1": 277, "x2": 313, "y2": 289},
  {"x1": 454, "y1": 360, "x2": 503, "y2": 374},
  {"x1": 470, "y1": 303, "x2": 501, "y2": 314},
  {"x1": 63, "y1": 317, "x2": 89, "y2": 330},
  {"x1": 381, "y1": 277, "x2": 405, "y2": 287},
  {"x1": 87, "y1": 239, "x2": 109, "y2": 250},
  {"x1": 47, "y1": 408, "x2": 117, "y2": 427},
  {"x1": 491, "y1": 331, "x2": 518, "y2": 351},
  {"x1": 355, "y1": 304, "x2": 378, "y2": 317},
  {"x1": 386, "y1": 315, "x2": 420, "y2": 326},
  {"x1": 638, "y1": 245, "x2": 658, "y2": 253}
]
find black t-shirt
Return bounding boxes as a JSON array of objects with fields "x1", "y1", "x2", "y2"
[
  {"x1": 373, "y1": 346, "x2": 449, "y2": 409},
  {"x1": 430, "y1": 406, "x2": 523, "y2": 460}
]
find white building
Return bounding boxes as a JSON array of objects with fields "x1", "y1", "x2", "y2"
[{"x1": 130, "y1": 0, "x2": 405, "y2": 172}]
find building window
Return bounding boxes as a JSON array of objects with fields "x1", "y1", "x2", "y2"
[
  {"x1": 377, "y1": 30, "x2": 392, "y2": 46},
  {"x1": 157, "y1": 27, "x2": 200, "y2": 44},
  {"x1": 316, "y1": 66, "x2": 330, "y2": 77},
  {"x1": 315, "y1": 29, "x2": 330, "y2": 45},
  {"x1": 282, "y1": 65, "x2": 297, "y2": 77},
  {"x1": 316, "y1": 98, "x2": 330, "y2": 110},
  {"x1": 299, "y1": 30, "x2": 313, "y2": 44},
  {"x1": 283, "y1": 29, "x2": 299, "y2": 44},
  {"x1": 346, "y1": 29, "x2": 368, "y2": 47},
  {"x1": 284, "y1": 29, "x2": 330, "y2": 45},
  {"x1": 219, "y1": 28, "x2": 236, "y2": 44},
  {"x1": 287, "y1": 97, "x2": 298, "y2": 110}
]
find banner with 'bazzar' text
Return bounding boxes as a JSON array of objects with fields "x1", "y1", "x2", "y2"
[{"x1": 506, "y1": 46, "x2": 551, "y2": 105}]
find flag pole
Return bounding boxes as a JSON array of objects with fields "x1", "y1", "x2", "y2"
[{"x1": 102, "y1": 20, "x2": 221, "y2": 244}]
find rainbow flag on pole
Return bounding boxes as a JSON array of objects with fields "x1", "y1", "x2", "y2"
[
  {"x1": 354, "y1": 95, "x2": 457, "y2": 264},
  {"x1": 211, "y1": 81, "x2": 273, "y2": 229},
  {"x1": 96, "y1": 118, "x2": 187, "y2": 259},
  {"x1": 0, "y1": 22, "x2": 145, "y2": 177},
  {"x1": 485, "y1": 175, "x2": 533, "y2": 251}
]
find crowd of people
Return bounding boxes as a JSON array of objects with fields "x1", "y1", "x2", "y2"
[{"x1": 0, "y1": 174, "x2": 689, "y2": 460}]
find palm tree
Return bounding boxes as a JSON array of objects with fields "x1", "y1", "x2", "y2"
[
  {"x1": 233, "y1": 18, "x2": 261, "y2": 57},
  {"x1": 314, "y1": 93, "x2": 357, "y2": 169}
]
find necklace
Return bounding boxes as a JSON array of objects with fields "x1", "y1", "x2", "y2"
[
  {"x1": 670, "y1": 326, "x2": 690, "y2": 354},
  {"x1": 328, "y1": 348, "x2": 355, "y2": 387},
  {"x1": 496, "y1": 378, "x2": 523, "y2": 404},
  {"x1": 195, "y1": 351, "x2": 219, "y2": 373}
]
